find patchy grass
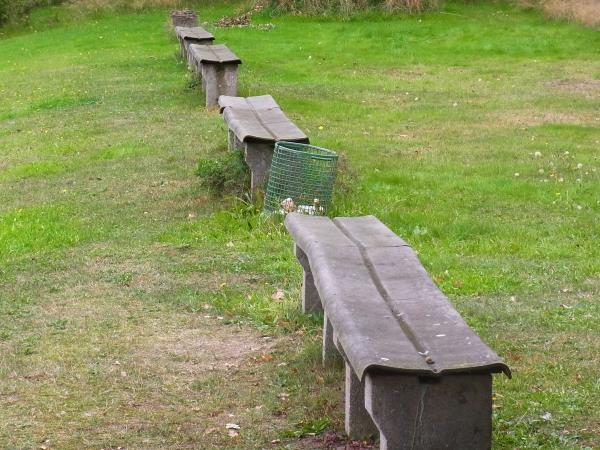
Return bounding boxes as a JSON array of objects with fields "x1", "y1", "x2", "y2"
[{"x1": 0, "y1": 1, "x2": 599, "y2": 449}]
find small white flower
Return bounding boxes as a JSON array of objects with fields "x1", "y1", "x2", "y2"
[
  {"x1": 576, "y1": 205, "x2": 582, "y2": 210},
  {"x1": 576, "y1": 178, "x2": 581, "y2": 183},
  {"x1": 576, "y1": 163, "x2": 583, "y2": 169},
  {"x1": 558, "y1": 178, "x2": 564, "y2": 182},
  {"x1": 514, "y1": 173, "x2": 520, "y2": 177},
  {"x1": 534, "y1": 151, "x2": 542, "y2": 158},
  {"x1": 538, "y1": 168, "x2": 544, "y2": 174}
]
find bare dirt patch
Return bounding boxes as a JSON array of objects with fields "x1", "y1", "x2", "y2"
[
  {"x1": 292, "y1": 431, "x2": 375, "y2": 450},
  {"x1": 546, "y1": 79, "x2": 600, "y2": 100},
  {"x1": 135, "y1": 320, "x2": 276, "y2": 375},
  {"x1": 487, "y1": 109, "x2": 599, "y2": 127}
]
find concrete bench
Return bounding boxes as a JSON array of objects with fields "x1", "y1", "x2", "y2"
[
  {"x1": 174, "y1": 26, "x2": 214, "y2": 69},
  {"x1": 285, "y1": 213, "x2": 511, "y2": 450},
  {"x1": 189, "y1": 44, "x2": 241, "y2": 108},
  {"x1": 218, "y1": 95, "x2": 309, "y2": 190},
  {"x1": 171, "y1": 10, "x2": 198, "y2": 28}
]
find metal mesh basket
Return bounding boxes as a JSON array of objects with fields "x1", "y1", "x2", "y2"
[{"x1": 264, "y1": 141, "x2": 338, "y2": 216}]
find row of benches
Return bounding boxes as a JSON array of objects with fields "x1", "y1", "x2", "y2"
[
  {"x1": 170, "y1": 11, "x2": 511, "y2": 450},
  {"x1": 171, "y1": 12, "x2": 309, "y2": 189}
]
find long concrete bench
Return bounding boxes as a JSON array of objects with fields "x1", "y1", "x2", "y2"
[
  {"x1": 189, "y1": 44, "x2": 241, "y2": 108},
  {"x1": 285, "y1": 213, "x2": 511, "y2": 450},
  {"x1": 175, "y1": 26, "x2": 214, "y2": 69},
  {"x1": 218, "y1": 95, "x2": 309, "y2": 190}
]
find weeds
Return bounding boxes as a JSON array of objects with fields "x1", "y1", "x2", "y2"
[
  {"x1": 196, "y1": 147, "x2": 250, "y2": 196},
  {"x1": 517, "y1": 0, "x2": 600, "y2": 26},
  {"x1": 269, "y1": 0, "x2": 438, "y2": 15},
  {"x1": 542, "y1": 0, "x2": 600, "y2": 27}
]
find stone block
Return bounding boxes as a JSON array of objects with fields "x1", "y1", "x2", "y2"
[
  {"x1": 364, "y1": 372, "x2": 493, "y2": 450},
  {"x1": 171, "y1": 10, "x2": 198, "y2": 28}
]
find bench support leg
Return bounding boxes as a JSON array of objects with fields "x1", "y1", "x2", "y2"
[
  {"x1": 228, "y1": 130, "x2": 244, "y2": 152},
  {"x1": 200, "y1": 64, "x2": 238, "y2": 108},
  {"x1": 178, "y1": 38, "x2": 187, "y2": 61},
  {"x1": 345, "y1": 363, "x2": 378, "y2": 440},
  {"x1": 364, "y1": 372, "x2": 492, "y2": 450},
  {"x1": 294, "y1": 245, "x2": 323, "y2": 314},
  {"x1": 243, "y1": 142, "x2": 274, "y2": 190},
  {"x1": 220, "y1": 65, "x2": 238, "y2": 97},
  {"x1": 186, "y1": 43, "x2": 195, "y2": 70},
  {"x1": 322, "y1": 312, "x2": 342, "y2": 366},
  {"x1": 201, "y1": 64, "x2": 219, "y2": 108}
]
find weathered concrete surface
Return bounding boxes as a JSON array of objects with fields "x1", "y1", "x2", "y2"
[
  {"x1": 285, "y1": 213, "x2": 511, "y2": 380},
  {"x1": 364, "y1": 372, "x2": 493, "y2": 450},
  {"x1": 345, "y1": 363, "x2": 378, "y2": 440},
  {"x1": 200, "y1": 64, "x2": 239, "y2": 108},
  {"x1": 190, "y1": 43, "x2": 241, "y2": 65}
]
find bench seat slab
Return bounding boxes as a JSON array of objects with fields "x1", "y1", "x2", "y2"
[
  {"x1": 175, "y1": 26, "x2": 214, "y2": 68},
  {"x1": 190, "y1": 43, "x2": 241, "y2": 64},
  {"x1": 218, "y1": 95, "x2": 308, "y2": 143},
  {"x1": 218, "y1": 95, "x2": 309, "y2": 189},
  {"x1": 285, "y1": 213, "x2": 511, "y2": 380}
]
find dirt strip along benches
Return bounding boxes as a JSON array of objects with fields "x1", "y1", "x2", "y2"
[
  {"x1": 285, "y1": 213, "x2": 511, "y2": 450},
  {"x1": 189, "y1": 44, "x2": 241, "y2": 108},
  {"x1": 174, "y1": 26, "x2": 214, "y2": 69},
  {"x1": 218, "y1": 95, "x2": 309, "y2": 189}
]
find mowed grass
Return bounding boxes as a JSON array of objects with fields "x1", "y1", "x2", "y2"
[{"x1": 0, "y1": 1, "x2": 599, "y2": 449}]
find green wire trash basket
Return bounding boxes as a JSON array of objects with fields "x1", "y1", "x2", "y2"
[{"x1": 264, "y1": 141, "x2": 338, "y2": 216}]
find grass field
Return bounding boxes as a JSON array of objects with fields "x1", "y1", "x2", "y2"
[{"x1": 0, "y1": 1, "x2": 599, "y2": 448}]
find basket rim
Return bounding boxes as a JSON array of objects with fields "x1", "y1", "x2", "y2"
[{"x1": 275, "y1": 140, "x2": 338, "y2": 159}]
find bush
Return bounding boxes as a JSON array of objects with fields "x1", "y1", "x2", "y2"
[
  {"x1": 196, "y1": 149, "x2": 250, "y2": 196},
  {"x1": 0, "y1": 0, "x2": 65, "y2": 26}
]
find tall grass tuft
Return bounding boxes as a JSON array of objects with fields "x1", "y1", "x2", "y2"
[
  {"x1": 65, "y1": 0, "x2": 199, "y2": 15},
  {"x1": 542, "y1": 0, "x2": 600, "y2": 27},
  {"x1": 269, "y1": 0, "x2": 439, "y2": 15},
  {"x1": 518, "y1": 0, "x2": 600, "y2": 27}
]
